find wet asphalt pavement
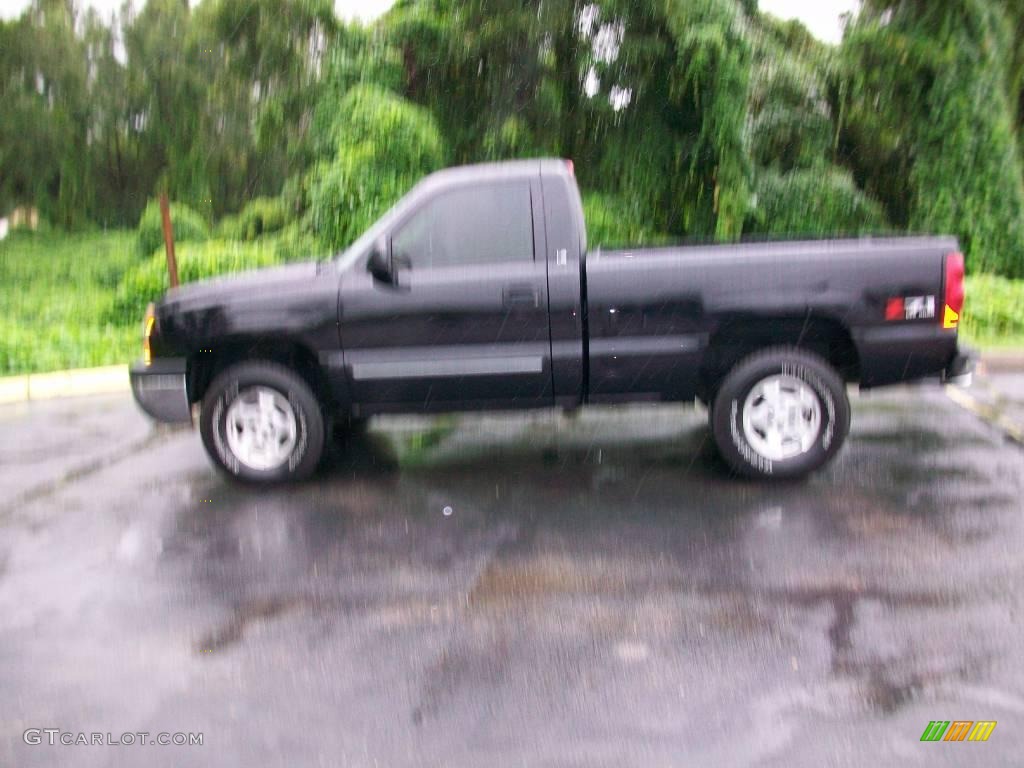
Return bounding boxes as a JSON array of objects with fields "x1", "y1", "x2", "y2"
[{"x1": 2, "y1": 380, "x2": 1024, "y2": 767}]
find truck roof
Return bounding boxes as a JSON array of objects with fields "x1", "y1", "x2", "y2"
[{"x1": 419, "y1": 158, "x2": 572, "y2": 190}]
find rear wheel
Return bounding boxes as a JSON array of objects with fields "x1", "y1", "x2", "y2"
[
  {"x1": 710, "y1": 347, "x2": 850, "y2": 480},
  {"x1": 199, "y1": 361, "x2": 325, "y2": 483}
]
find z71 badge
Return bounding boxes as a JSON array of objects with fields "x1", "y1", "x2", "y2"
[
  {"x1": 904, "y1": 295, "x2": 936, "y2": 319},
  {"x1": 886, "y1": 295, "x2": 936, "y2": 321}
]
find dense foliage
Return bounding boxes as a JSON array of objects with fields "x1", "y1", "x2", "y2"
[
  {"x1": 3, "y1": 0, "x2": 1024, "y2": 278},
  {"x1": 109, "y1": 239, "x2": 287, "y2": 324},
  {"x1": 308, "y1": 84, "x2": 445, "y2": 249},
  {"x1": 841, "y1": 1, "x2": 1024, "y2": 276},
  {"x1": 961, "y1": 275, "x2": 1024, "y2": 344},
  {"x1": 215, "y1": 197, "x2": 290, "y2": 241},
  {"x1": 583, "y1": 193, "x2": 672, "y2": 249},
  {"x1": 0, "y1": 0, "x2": 336, "y2": 227},
  {"x1": 748, "y1": 169, "x2": 888, "y2": 236},
  {"x1": 136, "y1": 200, "x2": 209, "y2": 257},
  {"x1": 0, "y1": 232, "x2": 139, "y2": 373}
]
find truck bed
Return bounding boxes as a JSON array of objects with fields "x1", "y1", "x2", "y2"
[{"x1": 583, "y1": 236, "x2": 960, "y2": 401}]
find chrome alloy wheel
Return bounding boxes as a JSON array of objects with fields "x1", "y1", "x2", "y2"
[
  {"x1": 741, "y1": 374, "x2": 822, "y2": 462},
  {"x1": 224, "y1": 386, "x2": 298, "y2": 471}
]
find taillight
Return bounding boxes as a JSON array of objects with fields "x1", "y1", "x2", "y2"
[
  {"x1": 143, "y1": 302, "x2": 156, "y2": 365},
  {"x1": 943, "y1": 251, "x2": 965, "y2": 329},
  {"x1": 564, "y1": 158, "x2": 574, "y2": 176}
]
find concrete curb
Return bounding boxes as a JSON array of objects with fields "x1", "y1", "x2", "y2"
[
  {"x1": 978, "y1": 350, "x2": 1024, "y2": 373},
  {"x1": 0, "y1": 365, "x2": 129, "y2": 405},
  {"x1": 946, "y1": 386, "x2": 1024, "y2": 445}
]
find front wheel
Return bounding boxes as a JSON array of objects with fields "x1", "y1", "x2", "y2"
[
  {"x1": 199, "y1": 361, "x2": 325, "y2": 483},
  {"x1": 710, "y1": 348, "x2": 850, "y2": 480}
]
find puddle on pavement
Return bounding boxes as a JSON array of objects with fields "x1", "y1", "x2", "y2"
[
  {"x1": 195, "y1": 595, "x2": 309, "y2": 654},
  {"x1": 140, "y1": 406, "x2": 1021, "y2": 728}
]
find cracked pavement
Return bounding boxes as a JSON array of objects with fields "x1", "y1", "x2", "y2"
[{"x1": 2, "y1": 380, "x2": 1024, "y2": 767}]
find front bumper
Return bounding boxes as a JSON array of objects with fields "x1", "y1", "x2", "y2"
[
  {"x1": 943, "y1": 347, "x2": 976, "y2": 388},
  {"x1": 130, "y1": 358, "x2": 191, "y2": 423}
]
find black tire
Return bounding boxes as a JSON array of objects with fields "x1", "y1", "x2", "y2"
[
  {"x1": 710, "y1": 347, "x2": 850, "y2": 480},
  {"x1": 199, "y1": 361, "x2": 325, "y2": 483}
]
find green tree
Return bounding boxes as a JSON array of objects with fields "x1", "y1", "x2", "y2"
[
  {"x1": 385, "y1": 0, "x2": 577, "y2": 163},
  {"x1": 81, "y1": 5, "x2": 147, "y2": 226},
  {"x1": 191, "y1": 0, "x2": 337, "y2": 217},
  {"x1": 122, "y1": 0, "x2": 206, "y2": 214},
  {"x1": 0, "y1": 1, "x2": 91, "y2": 227},
  {"x1": 841, "y1": 0, "x2": 1024, "y2": 275},
  {"x1": 308, "y1": 84, "x2": 445, "y2": 249},
  {"x1": 561, "y1": 0, "x2": 755, "y2": 239}
]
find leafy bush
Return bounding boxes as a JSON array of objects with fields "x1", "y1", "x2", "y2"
[
  {"x1": 0, "y1": 228, "x2": 329, "y2": 375},
  {"x1": 215, "y1": 196, "x2": 291, "y2": 241},
  {"x1": 746, "y1": 167, "x2": 888, "y2": 236},
  {"x1": 309, "y1": 85, "x2": 445, "y2": 250},
  {"x1": 583, "y1": 193, "x2": 671, "y2": 249},
  {"x1": 311, "y1": 24, "x2": 405, "y2": 158},
  {"x1": 328, "y1": 84, "x2": 445, "y2": 175},
  {"x1": 262, "y1": 223, "x2": 327, "y2": 261},
  {"x1": 108, "y1": 239, "x2": 285, "y2": 325},
  {"x1": 481, "y1": 116, "x2": 539, "y2": 159},
  {"x1": 961, "y1": 275, "x2": 1024, "y2": 343},
  {"x1": 213, "y1": 214, "x2": 244, "y2": 241},
  {"x1": 136, "y1": 200, "x2": 209, "y2": 257},
  {"x1": 308, "y1": 150, "x2": 411, "y2": 251}
]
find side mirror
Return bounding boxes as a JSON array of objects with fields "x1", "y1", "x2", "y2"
[{"x1": 367, "y1": 236, "x2": 394, "y2": 283}]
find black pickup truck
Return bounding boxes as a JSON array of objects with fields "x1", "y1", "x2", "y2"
[{"x1": 131, "y1": 159, "x2": 972, "y2": 482}]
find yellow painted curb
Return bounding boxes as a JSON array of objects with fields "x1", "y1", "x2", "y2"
[
  {"x1": 0, "y1": 365, "x2": 129, "y2": 405},
  {"x1": 946, "y1": 386, "x2": 1024, "y2": 445},
  {"x1": 0, "y1": 375, "x2": 30, "y2": 405}
]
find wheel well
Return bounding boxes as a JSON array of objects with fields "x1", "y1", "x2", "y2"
[
  {"x1": 698, "y1": 315, "x2": 860, "y2": 402},
  {"x1": 187, "y1": 339, "x2": 333, "y2": 410}
]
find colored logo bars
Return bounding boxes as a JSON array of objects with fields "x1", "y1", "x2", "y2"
[{"x1": 920, "y1": 721, "x2": 997, "y2": 742}]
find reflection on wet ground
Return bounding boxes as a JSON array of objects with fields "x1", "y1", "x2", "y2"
[{"x1": 2, "y1": 389, "x2": 1024, "y2": 767}]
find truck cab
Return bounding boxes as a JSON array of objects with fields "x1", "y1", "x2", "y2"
[{"x1": 331, "y1": 159, "x2": 585, "y2": 414}]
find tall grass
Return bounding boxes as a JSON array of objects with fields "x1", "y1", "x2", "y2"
[
  {"x1": 961, "y1": 275, "x2": 1024, "y2": 347},
  {"x1": 0, "y1": 228, "x2": 322, "y2": 375},
  {"x1": 0, "y1": 231, "x2": 138, "y2": 374}
]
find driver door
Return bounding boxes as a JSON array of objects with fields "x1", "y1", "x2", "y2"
[{"x1": 337, "y1": 178, "x2": 553, "y2": 413}]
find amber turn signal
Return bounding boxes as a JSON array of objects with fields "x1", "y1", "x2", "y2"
[{"x1": 142, "y1": 303, "x2": 156, "y2": 366}]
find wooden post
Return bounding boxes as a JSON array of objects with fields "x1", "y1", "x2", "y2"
[{"x1": 159, "y1": 193, "x2": 180, "y2": 288}]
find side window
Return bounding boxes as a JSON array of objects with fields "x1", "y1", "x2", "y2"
[{"x1": 392, "y1": 182, "x2": 534, "y2": 269}]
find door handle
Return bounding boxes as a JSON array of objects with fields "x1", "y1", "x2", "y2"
[{"x1": 503, "y1": 284, "x2": 539, "y2": 309}]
